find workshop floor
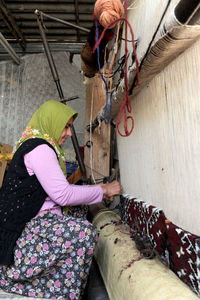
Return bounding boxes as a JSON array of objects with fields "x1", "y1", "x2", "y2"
[{"x1": 82, "y1": 259, "x2": 109, "y2": 300}]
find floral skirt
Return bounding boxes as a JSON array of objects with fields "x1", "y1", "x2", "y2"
[{"x1": 0, "y1": 207, "x2": 97, "y2": 300}]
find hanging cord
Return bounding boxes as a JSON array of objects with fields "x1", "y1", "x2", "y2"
[
  {"x1": 95, "y1": 19, "x2": 118, "y2": 124},
  {"x1": 108, "y1": 22, "x2": 120, "y2": 73},
  {"x1": 104, "y1": 22, "x2": 120, "y2": 99},
  {"x1": 89, "y1": 85, "x2": 96, "y2": 184},
  {"x1": 117, "y1": 0, "x2": 136, "y2": 136},
  {"x1": 129, "y1": 0, "x2": 172, "y2": 95},
  {"x1": 93, "y1": 18, "x2": 139, "y2": 76},
  {"x1": 93, "y1": 13, "x2": 139, "y2": 136},
  {"x1": 107, "y1": 54, "x2": 126, "y2": 80},
  {"x1": 105, "y1": 23, "x2": 120, "y2": 123}
]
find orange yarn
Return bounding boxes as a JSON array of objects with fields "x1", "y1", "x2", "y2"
[{"x1": 94, "y1": 0, "x2": 124, "y2": 28}]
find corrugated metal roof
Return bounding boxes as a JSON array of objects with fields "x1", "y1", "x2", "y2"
[{"x1": 0, "y1": 0, "x2": 95, "y2": 59}]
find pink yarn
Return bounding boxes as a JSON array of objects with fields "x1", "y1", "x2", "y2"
[{"x1": 94, "y1": 0, "x2": 124, "y2": 28}]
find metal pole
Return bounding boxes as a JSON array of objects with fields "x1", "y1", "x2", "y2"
[
  {"x1": 175, "y1": 0, "x2": 200, "y2": 25},
  {"x1": 60, "y1": 96, "x2": 79, "y2": 103},
  {"x1": 36, "y1": 13, "x2": 87, "y2": 183},
  {"x1": 36, "y1": 16, "x2": 60, "y2": 83},
  {"x1": 35, "y1": 9, "x2": 89, "y2": 33},
  {"x1": 0, "y1": 32, "x2": 20, "y2": 64}
]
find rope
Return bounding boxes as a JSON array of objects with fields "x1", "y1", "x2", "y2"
[
  {"x1": 109, "y1": 22, "x2": 120, "y2": 72},
  {"x1": 93, "y1": 12, "x2": 139, "y2": 136},
  {"x1": 104, "y1": 23, "x2": 120, "y2": 122},
  {"x1": 117, "y1": 0, "x2": 137, "y2": 137},
  {"x1": 95, "y1": 18, "x2": 117, "y2": 124}
]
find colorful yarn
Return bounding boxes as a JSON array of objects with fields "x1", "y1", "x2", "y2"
[
  {"x1": 95, "y1": 21, "x2": 119, "y2": 124},
  {"x1": 93, "y1": 0, "x2": 139, "y2": 136},
  {"x1": 93, "y1": 15, "x2": 139, "y2": 136},
  {"x1": 94, "y1": 0, "x2": 124, "y2": 28},
  {"x1": 80, "y1": 16, "x2": 114, "y2": 77}
]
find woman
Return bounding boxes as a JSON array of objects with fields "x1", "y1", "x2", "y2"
[{"x1": 0, "y1": 100, "x2": 122, "y2": 300}]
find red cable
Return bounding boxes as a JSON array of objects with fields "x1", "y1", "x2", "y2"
[{"x1": 93, "y1": 13, "x2": 139, "y2": 137}]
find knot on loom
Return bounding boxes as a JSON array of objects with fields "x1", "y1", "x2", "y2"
[{"x1": 94, "y1": 0, "x2": 124, "y2": 28}]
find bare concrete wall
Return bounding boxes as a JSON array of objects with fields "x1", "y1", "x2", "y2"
[{"x1": 0, "y1": 52, "x2": 85, "y2": 160}]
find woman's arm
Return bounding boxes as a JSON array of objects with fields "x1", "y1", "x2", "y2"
[{"x1": 24, "y1": 144, "x2": 121, "y2": 206}]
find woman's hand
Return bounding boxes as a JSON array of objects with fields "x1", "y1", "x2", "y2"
[{"x1": 100, "y1": 180, "x2": 122, "y2": 201}]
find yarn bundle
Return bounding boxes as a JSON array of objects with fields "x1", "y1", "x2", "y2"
[
  {"x1": 94, "y1": 0, "x2": 124, "y2": 28},
  {"x1": 81, "y1": 0, "x2": 124, "y2": 78}
]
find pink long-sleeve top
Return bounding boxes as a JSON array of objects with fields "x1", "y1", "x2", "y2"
[{"x1": 24, "y1": 144, "x2": 103, "y2": 217}]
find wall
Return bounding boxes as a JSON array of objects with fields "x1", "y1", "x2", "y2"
[
  {"x1": 117, "y1": 36, "x2": 200, "y2": 235},
  {"x1": 0, "y1": 52, "x2": 86, "y2": 160}
]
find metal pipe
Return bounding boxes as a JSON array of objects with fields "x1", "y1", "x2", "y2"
[
  {"x1": 187, "y1": 4, "x2": 200, "y2": 24},
  {"x1": 175, "y1": 0, "x2": 200, "y2": 25},
  {"x1": 35, "y1": 9, "x2": 90, "y2": 33},
  {"x1": 36, "y1": 15, "x2": 59, "y2": 81},
  {"x1": 71, "y1": 126, "x2": 87, "y2": 183},
  {"x1": 60, "y1": 96, "x2": 79, "y2": 103},
  {"x1": 55, "y1": 80, "x2": 64, "y2": 99},
  {"x1": 36, "y1": 12, "x2": 87, "y2": 183},
  {"x1": 0, "y1": 32, "x2": 20, "y2": 64}
]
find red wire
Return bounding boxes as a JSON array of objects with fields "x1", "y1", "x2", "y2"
[{"x1": 93, "y1": 12, "x2": 139, "y2": 137}]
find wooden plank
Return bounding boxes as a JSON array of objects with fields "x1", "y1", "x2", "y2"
[
  {"x1": 84, "y1": 75, "x2": 111, "y2": 182},
  {"x1": 67, "y1": 167, "x2": 82, "y2": 184}
]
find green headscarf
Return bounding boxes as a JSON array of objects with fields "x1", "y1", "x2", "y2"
[{"x1": 16, "y1": 100, "x2": 78, "y2": 176}]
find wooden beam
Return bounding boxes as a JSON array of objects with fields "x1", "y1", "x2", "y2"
[
  {"x1": 74, "y1": 0, "x2": 81, "y2": 42},
  {"x1": 0, "y1": 0, "x2": 26, "y2": 51},
  {"x1": 84, "y1": 75, "x2": 111, "y2": 182},
  {"x1": 67, "y1": 167, "x2": 82, "y2": 184}
]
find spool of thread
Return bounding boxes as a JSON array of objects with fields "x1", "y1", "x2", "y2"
[{"x1": 94, "y1": 0, "x2": 124, "y2": 28}]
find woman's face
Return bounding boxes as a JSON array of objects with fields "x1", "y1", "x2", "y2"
[{"x1": 58, "y1": 117, "x2": 73, "y2": 146}]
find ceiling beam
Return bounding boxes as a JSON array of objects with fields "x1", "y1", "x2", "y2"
[
  {"x1": 34, "y1": 10, "x2": 90, "y2": 33},
  {"x1": 5, "y1": 0, "x2": 95, "y2": 3},
  {"x1": 0, "y1": 0, "x2": 26, "y2": 51},
  {"x1": 0, "y1": 32, "x2": 20, "y2": 64},
  {"x1": 74, "y1": 0, "x2": 80, "y2": 42},
  {"x1": 0, "y1": 42, "x2": 84, "y2": 56},
  {"x1": 6, "y1": 3, "x2": 94, "y2": 13}
]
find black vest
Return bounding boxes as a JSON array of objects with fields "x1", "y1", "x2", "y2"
[{"x1": 0, "y1": 138, "x2": 57, "y2": 265}]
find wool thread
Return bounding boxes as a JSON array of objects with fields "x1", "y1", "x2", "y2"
[
  {"x1": 93, "y1": 19, "x2": 139, "y2": 136},
  {"x1": 95, "y1": 18, "x2": 116, "y2": 124},
  {"x1": 94, "y1": 0, "x2": 124, "y2": 28}
]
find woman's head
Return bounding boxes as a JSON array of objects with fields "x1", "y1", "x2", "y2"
[
  {"x1": 28, "y1": 100, "x2": 78, "y2": 146},
  {"x1": 16, "y1": 100, "x2": 78, "y2": 176},
  {"x1": 57, "y1": 116, "x2": 73, "y2": 146}
]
